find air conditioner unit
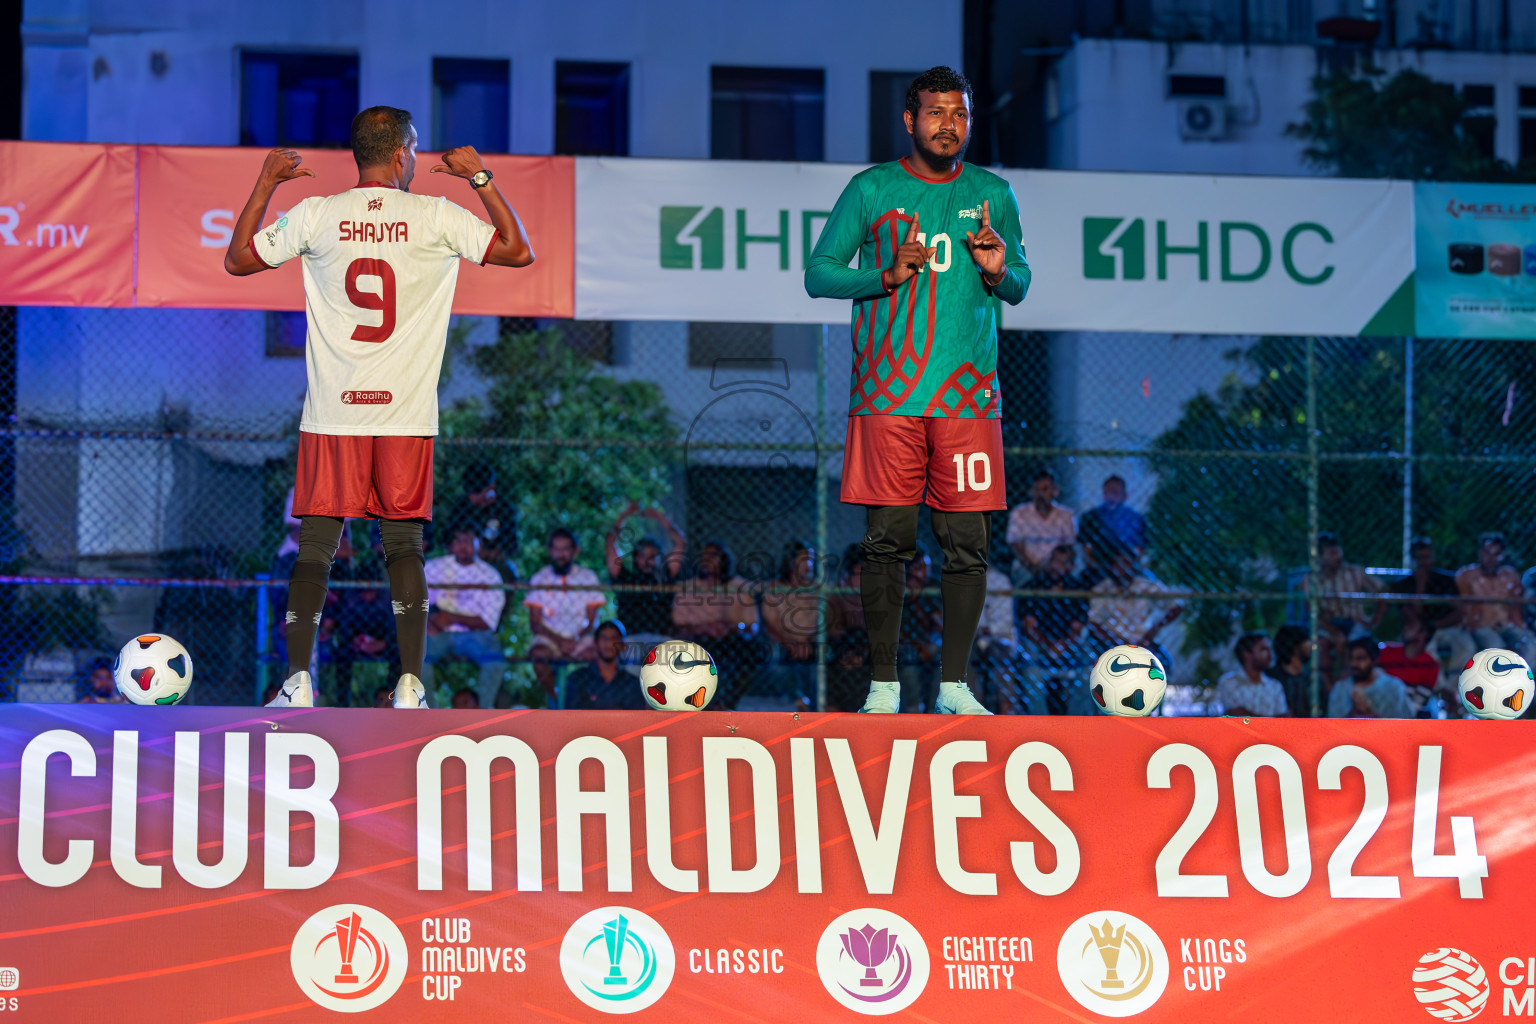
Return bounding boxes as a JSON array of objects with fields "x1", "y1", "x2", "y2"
[{"x1": 1177, "y1": 98, "x2": 1228, "y2": 141}]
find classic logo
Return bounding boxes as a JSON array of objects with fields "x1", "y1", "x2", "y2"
[
  {"x1": 1412, "y1": 948, "x2": 1490, "y2": 1022},
  {"x1": 341, "y1": 391, "x2": 392, "y2": 405},
  {"x1": 816, "y1": 908, "x2": 930, "y2": 1015},
  {"x1": 559, "y1": 907, "x2": 675, "y2": 1014},
  {"x1": 290, "y1": 904, "x2": 407, "y2": 1013},
  {"x1": 1056, "y1": 910, "x2": 1169, "y2": 1017},
  {"x1": 1082, "y1": 216, "x2": 1334, "y2": 284}
]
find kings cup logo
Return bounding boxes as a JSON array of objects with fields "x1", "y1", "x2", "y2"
[
  {"x1": 815, "y1": 908, "x2": 930, "y2": 1015},
  {"x1": 559, "y1": 907, "x2": 675, "y2": 1014},
  {"x1": 290, "y1": 903, "x2": 407, "y2": 1012},
  {"x1": 1056, "y1": 910, "x2": 1169, "y2": 1017}
]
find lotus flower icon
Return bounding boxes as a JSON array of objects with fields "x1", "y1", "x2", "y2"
[{"x1": 842, "y1": 924, "x2": 897, "y2": 987}]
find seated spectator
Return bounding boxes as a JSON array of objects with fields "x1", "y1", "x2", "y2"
[
  {"x1": 1078, "y1": 474, "x2": 1147, "y2": 569},
  {"x1": 672, "y1": 540, "x2": 759, "y2": 706},
  {"x1": 1271, "y1": 625, "x2": 1315, "y2": 718},
  {"x1": 826, "y1": 546, "x2": 869, "y2": 712},
  {"x1": 334, "y1": 583, "x2": 399, "y2": 708},
  {"x1": 1304, "y1": 532, "x2": 1383, "y2": 680},
  {"x1": 1379, "y1": 618, "x2": 1444, "y2": 717},
  {"x1": 1087, "y1": 544, "x2": 1182, "y2": 670},
  {"x1": 1456, "y1": 532, "x2": 1536, "y2": 662},
  {"x1": 1392, "y1": 537, "x2": 1461, "y2": 634},
  {"x1": 604, "y1": 502, "x2": 685, "y2": 652},
  {"x1": 77, "y1": 658, "x2": 122, "y2": 703},
  {"x1": 972, "y1": 547, "x2": 1026, "y2": 713},
  {"x1": 760, "y1": 540, "x2": 821, "y2": 710},
  {"x1": 450, "y1": 688, "x2": 481, "y2": 710},
  {"x1": 565, "y1": 620, "x2": 649, "y2": 710},
  {"x1": 1006, "y1": 469, "x2": 1077, "y2": 579},
  {"x1": 1019, "y1": 543, "x2": 1094, "y2": 715},
  {"x1": 525, "y1": 527, "x2": 606, "y2": 701},
  {"x1": 371, "y1": 684, "x2": 394, "y2": 709},
  {"x1": 1327, "y1": 637, "x2": 1412, "y2": 719},
  {"x1": 825, "y1": 544, "x2": 865, "y2": 641},
  {"x1": 424, "y1": 526, "x2": 509, "y2": 710},
  {"x1": 1215, "y1": 632, "x2": 1290, "y2": 717},
  {"x1": 440, "y1": 463, "x2": 518, "y2": 581},
  {"x1": 898, "y1": 544, "x2": 943, "y2": 713}
]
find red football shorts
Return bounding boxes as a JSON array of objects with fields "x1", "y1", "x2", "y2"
[
  {"x1": 841, "y1": 415, "x2": 1006, "y2": 512},
  {"x1": 292, "y1": 431, "x2": 434, "y2": 520}
]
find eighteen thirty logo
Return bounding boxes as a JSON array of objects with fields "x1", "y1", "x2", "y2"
[
  {"x1": 1056, "y1": 910, "x2": 1169, "y2": 1017},
  {"x1": 559, "y1": 907, "x2": 675, "y2": 1014},
  {"x1": 815, "y1": 908, "x2": 930, "y2": 1015},
  {"x1": 1081, "y1": 216, "x2": 1335, "y2": 284},
  {"x1": 1412, "y1": 948, "x2": 1490, "y2": 1022},
  {"x1": 290, "y1": 904, "x2": 408, "y2": 1013}
]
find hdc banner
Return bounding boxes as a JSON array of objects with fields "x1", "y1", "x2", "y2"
[
  {"x1": 0, "y1": 142, "x2": 136, "y2": 307},
  {"x1": 1, "y1": 707, "x2": 1531, "y2": 1023}
]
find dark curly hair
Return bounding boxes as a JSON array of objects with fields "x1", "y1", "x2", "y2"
[
  {"x1": 905, "y1": 66, "x2": 973, "y2": 117},
  {"x1": 350, "y1": 106, "x2": 414, "y2": 168}
]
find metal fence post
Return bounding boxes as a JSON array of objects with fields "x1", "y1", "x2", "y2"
[
  {"x1": 816, "y1": 324, "x2": 829, "y2": 713},
  {"x1": 1306, "y1": 336, "x2": 1322, "y2": 717}
]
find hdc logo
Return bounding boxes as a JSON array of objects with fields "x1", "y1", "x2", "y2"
[
  {"x1": 659, "y1": 205, "x2": 829, "y2": 271},
  {"x1": 1082, "y1": 216, "x2": 1335, "y2": 285}
]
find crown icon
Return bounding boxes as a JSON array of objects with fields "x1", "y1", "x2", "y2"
[{"x1": 1088, "y1": 919, "x2": 1128, "y2": 989}]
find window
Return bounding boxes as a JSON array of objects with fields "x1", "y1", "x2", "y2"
[
  {"x1": 432, "y1": 58, "x2": 510, "y2": 153},
  {"x1": 555, "y1": 61, "x2": 630, "y2": 156},
  {"x1": 1463, "y1": 83, "x2": 1496, "y2": 161},
  {"x1": 240, "y1": 52, "x2": 358, "y2": 148},
  {"x1": 711, "y1": 66, "x2": 824, "y2": 162},
  {"x1": 869, "y1": 71, "x2": 922, "y2": 163}
]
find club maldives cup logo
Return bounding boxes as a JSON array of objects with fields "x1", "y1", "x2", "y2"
[
  {"x1": 1412, "y1": 948, "x2": 1490, "y2": 1022},
  {"x1": 816, "y1": 908, "x2": 930, "y2": 1015},
  {"x1": 290, "y1": 904, "x2": 408, "y2": 1013},
  {"x1": 559, "y1": 907, "x2": 676, "y2": 1014},
  {"x1": 1056, "y1": 910, "x2": 1170, "y2": 1017}
]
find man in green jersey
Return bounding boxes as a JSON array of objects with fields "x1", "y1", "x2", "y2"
[{"x1": 805, "y1": 66, "x2": 1031, "y2": 714}]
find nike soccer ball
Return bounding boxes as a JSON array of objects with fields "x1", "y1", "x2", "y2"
[
  {"x1": 1457, "y1": 648, "x2": 1533, "y2": 720},
  {"x1": 113, "y1": 634, "x2": 194, "y2": 706},
  {"x1": 640, "y1": 640, "x2": 718, "y2": 711},
  {"x1": 1089, "y1": 644, "x2": 1166, "y2": 716}
]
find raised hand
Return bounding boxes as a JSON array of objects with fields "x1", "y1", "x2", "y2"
[
  {"x1": 430, "y1": 145, "x2": 487, "y2": 180},
  {"x1": 259, "y1": 148, "x2": 314, "y2": 187},
  {"x1": 883, "y1": 212, "x2": 937, "y2": 289},
  {"x1": 964, "y1": 199, "x2": 1006, "y2": 283}
]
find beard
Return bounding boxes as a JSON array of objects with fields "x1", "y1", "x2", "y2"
[{"x1": 914, "y1": 129, "x2": 969, "y2": 165}]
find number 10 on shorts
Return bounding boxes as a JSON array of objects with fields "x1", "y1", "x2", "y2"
[{"x1": 952, "y1": 452, "x2": 992, "y2": 492}]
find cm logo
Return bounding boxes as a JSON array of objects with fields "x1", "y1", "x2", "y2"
[{"x1": 1083, "y1": 216, "x2": 1335, "y2": 285}]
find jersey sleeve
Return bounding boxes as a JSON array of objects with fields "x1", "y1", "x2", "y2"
[
  {"x1": 804, "y1": 175, "x2": 888, "y2": 300},
  {"x1": 435, "y1": 198, "x2": 498, "y2": 265},
  {"x1": 986, "y1": 183, "x2": 1032, "y2": 306},
  {"x1": 249, "y1": 197, "x2": 314, "y2": 268}
]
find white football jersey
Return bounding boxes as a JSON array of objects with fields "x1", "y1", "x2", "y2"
[{"x1": 251, "y1": 185, "x2": 497, "y2": 436}]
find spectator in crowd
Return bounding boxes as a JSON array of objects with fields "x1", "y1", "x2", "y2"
[
  {"x1": 525, "y1": 527, "x2": 606, "y2": 702},
  {"x1": 1328, "y1": 637, "x2": 1412, "y2": 719},
  {"x1": 1088, "y1": 543, "x2": 1183, "y2": 670},
  {"x1": 440, "y1": 463, "x2": 518, "y2": 581},
  {"x1": 972, "y1": 545, "x2": 1025, "y2": 713},
  {"x1": 1078, "y1": 474, "x2": 1147, "y2": 568},
  {"x1": 1391, "y1": 537, "x2": 1461, "y2": 635},
  {"x1": 450, "y1": 688, "x2": 481, "y2": 710},
  {"x1": 672, "y1": 540, "x2": 759, "y2": 706},
  {"x1": 1006, "y1": 469, "x2": 1077, "y2": 578},
  {"x1": 898, "y1": 544, "x2": 943, "y2": 713},
  {"x1": 1215, "y1": 632, "x2": 1290, "y2": 717},
  {"x1": 826, "y1": 543, "x2": 866, "y2": 641},
  {"x1": 1271, "y1": 625, "x2": 1315, "y2": 718},
  {"x1": 1456, "y1": 532, "x2": 1536, "y2": 662},
  {"x1": 761, "y1": 540, "x2": 821, "y2": 710},
  {"x1": 423, "y1": 526, "x2": 508, "y2": 710},
  {"x1": 334, "y1": 583, "x2": 399, "y2": 707},
  {"x1": 565, "y1": 620, "x2": 649, "y2": 710},
  {"x1": 371, "y1": 683, "x2": 394, "y2": 708},
  {"x1": 77, "y1": 658, "x2": 122, "y2": 703},
  {"x1": 1304, "y1": 532, "x2": 1382, "y2": 677},
  {"x1": 1019, "y1": 543, "x2": 1093, "y2": 714},
  {"x1": 604, "y1": 502, "x2": 685, "y2": 653},
  {"x1": 826, "y1": 545, "x2": 870, "y2": 712},
  {"x1": 1379, "y1": 618, "x2": 1444, "y2": 717}
]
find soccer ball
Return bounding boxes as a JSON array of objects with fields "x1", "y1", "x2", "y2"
[
  {"x1": 1457, "y1": 648, "x2": 1533, "y2": 720},
  {"x1": 1089, "y1": 644, "x2": 1166, "y2": 716},
  {"x1": 113, "y1": 634, "x2": 194, "y2": 706},
  {"x1": 640, "y1": 640, "x2": 718, "y2": 711}
]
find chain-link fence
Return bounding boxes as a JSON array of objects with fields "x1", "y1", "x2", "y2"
[{"x1": 2, "y1": 302, "x2": 1532, "y2": 718}]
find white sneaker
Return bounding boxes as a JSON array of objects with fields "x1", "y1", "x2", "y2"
[
  {"x1": 858, "y1": 680, "x2": 901, "y2": 714},
  {"x1": 266, "y1": 670, "x2": 314, "y2": 708},
  {"x1": 936, "y1": 681, "x2": 993, "y2": 716},
  {"x1": 393, "y1": 673, "x2": 428, "y2": 709}
]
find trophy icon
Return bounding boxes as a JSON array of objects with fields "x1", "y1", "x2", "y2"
[
  {"x1": 333, "y1": 912, "x2": 364, "y2": 985},
  {"x1": 602, "y1": 915, "x2": 631, "y2": 986},
  {"x1": 840, "y1": 924, "x2": 896, "y2": 987},
  {"x1": 1088, "y1": 919, "x2": 1127, "y2": 990}
]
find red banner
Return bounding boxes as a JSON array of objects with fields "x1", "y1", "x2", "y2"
[
  {"x1": 0, "y1": 142, "x2": 136, "y2": 307},
  {"x1": 136, "y1": 146, "x2": 574, "y2": 316},
  {"x1": 1, "y1": 708, "x2": 1531, "y2": 1023}
]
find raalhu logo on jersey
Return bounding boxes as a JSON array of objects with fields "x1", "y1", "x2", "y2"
[
  {"x1": 816, "y1": 908, "x2": 930, "y2": 1015},
  {"x1": 559, "y1": 907, "x2": 675, "y2": 1014},
  {"x1": 1056, "y1": 910, "x2": 1169, "y2": 1017},
  {"x1": 1082, "y1": 216, "x2": 1336, "y2": 285},
  {"x1": 340, "y1": 390, "x2": 392, "y2": 405},
  {"x1": 290, "y1": 903, "x2": 408, "y2": 1013}
]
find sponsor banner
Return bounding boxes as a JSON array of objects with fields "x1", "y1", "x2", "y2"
[
  {"x1": 0, "y1": 142, "x2": 136, "y2": 307},
  {"x1": 576, "y1": 158, "x2": 1416, "y2": 335},
  {"x1": 1415, "y1": 182, "x2": 1536, "y2": 340},
  {"x1": 0, "y1": 708, "x2": 1531, "y2": 1022},
  {"x1": 136, "y1": 146, "x2": 574, "y2": 316}
]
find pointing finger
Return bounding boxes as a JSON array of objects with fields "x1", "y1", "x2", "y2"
[
  {"x1": 905, "y1": 213, "x2": 920, "y2": 244},
  {"x1": 429, "y1": 164, "x2": 450, "y2": 173},
  {"x1": 296, "y1": 168, "x2": 315, "y2": 178},
  {"x1": 982, "y1": 199, "x2": 990, "y2": 229}
]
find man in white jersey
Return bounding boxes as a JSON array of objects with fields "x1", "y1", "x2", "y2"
[{"x1": 224, "y1": 105, "x2": 533, "y2": 708}]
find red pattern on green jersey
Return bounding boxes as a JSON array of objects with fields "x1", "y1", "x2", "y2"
[
  {"x1": 923, "y1": 363, "x2": 998, "y2": 418},
  {"x1": 851, "y1": 210, "x2": 938, "y2": 415}
]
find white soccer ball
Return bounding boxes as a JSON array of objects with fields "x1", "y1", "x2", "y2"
[
  {"x1": 1089, "y1": 644, "x2": 1166, "y2": 716},
  {"x1": 113, "y1": 634, "x2": 194, "y2": 706},
  {"x1": 640, "y1": 640, "x2": 718, "y2": 711},
  {"x1": 1457, "y1": 648, "x2": 1533, "y2": 720}
]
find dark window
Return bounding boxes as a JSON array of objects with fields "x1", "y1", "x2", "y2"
[
  {"x1": 264, "y1": 311, "x2": 306, "y2": 358},
  {"x1": 432, "y1": 58, "x2": 510, "y2": 153},
  {"x1": 1463, "y1": 83, "x2": 1495, "y2": 107},
  {"x1": 555, "y1": 61, "x2": 630, "y2": 156},
  {"x1": 687, "y1": 323, "x2": 774, "y2": 366},
  {"x1": 1466, "y1": 115, "x2": 1497, "y2": 159},
  {"x1": 240, "y1": 52, "x2": 358, "y2": 148},
  {"x1": 1521, "y1": 86, "x2": 1536, "y2": 109},
  {"x1": 869, "y1": 70, "x2": 922, "y2": 163},
  {"x1": 711, "y1": 66, "x2": 824, "y2": 162},
  {"x1": 1168, "y1": 74, "x2": 1227, "y2": 97},
  {"x1": 1521, "y1": 117, "x2": 1536, "y2": 164}
]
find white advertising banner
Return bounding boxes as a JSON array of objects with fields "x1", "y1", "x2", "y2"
[{"x1": 576, "y1": 158, "x2": 1415, "y2": 336}]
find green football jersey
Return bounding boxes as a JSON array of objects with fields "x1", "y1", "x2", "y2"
[{"x1": 805, "y1": 158, "x2": 1031, "y2": 418}]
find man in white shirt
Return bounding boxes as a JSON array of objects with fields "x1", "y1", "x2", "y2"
[
  {"x1": 524, "y1": 528, "x2": 607, "y2": 701},
  {"x1": 423, "y1": 526, "x2": 507, "y2": 709},
  {"x1": 225, "y1": 105, "x2": 533, "y2": 709},
  {"x1": 1005, "y1": 469, "x2": 1077, "y2": 576},
  {"x1": 1215, "y1": 631, "x2": 1290, "y2": 717},
  {"x1": 1088, "y1": 546, "x2": 1183, "y2": 667}
]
